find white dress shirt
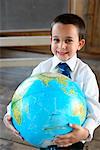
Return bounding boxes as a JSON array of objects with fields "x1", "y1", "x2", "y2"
[{"x1": 7, "y1": 54, "x2": 100, "y2": 141}]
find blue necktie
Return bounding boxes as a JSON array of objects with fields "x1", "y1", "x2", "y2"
[{"x1": 57, "y1": 63, "x2": 71, "y2": 78}]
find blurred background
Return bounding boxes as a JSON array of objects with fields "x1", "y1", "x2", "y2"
[{"x1": 0, "y1": 0, "x2": 100, "y2": 149}]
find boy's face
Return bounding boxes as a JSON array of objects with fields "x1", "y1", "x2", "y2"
[{"x1": 51, "y1": 23, "x2": 85, "y2": 61}]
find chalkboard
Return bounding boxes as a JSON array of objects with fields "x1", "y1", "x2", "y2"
[{"x1": 0, "y1": 0, "x2": 68, "y2": 31}]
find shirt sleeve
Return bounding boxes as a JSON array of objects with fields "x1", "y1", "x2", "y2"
[
  {"x1": 6, "y1": 102, "x2": 11, "y2": 116},
  {"x1": 82, "y1": 66, "x2": 100, "y2": 141},
  {"x1": 31, "y1": 63, "x2": 42, "y2": 76}
]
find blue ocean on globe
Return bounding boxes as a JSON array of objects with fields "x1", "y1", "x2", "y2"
[{"x1": 11, "y1": 72, "x2": 87, "y2": 148}]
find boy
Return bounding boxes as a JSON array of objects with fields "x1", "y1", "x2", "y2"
[{"x1": 3, "y1": 14, "x2": 100, "y2": 150}]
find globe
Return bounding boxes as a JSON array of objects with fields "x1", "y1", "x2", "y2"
[{"x1": 11, "y1": 72, "x2": 87, "y2": 148}]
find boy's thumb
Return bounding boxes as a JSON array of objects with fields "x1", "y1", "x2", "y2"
[{"x1": 69, "y1": 123, "x2": 80, "y2": 130}]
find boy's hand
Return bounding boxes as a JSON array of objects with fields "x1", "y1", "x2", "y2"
[
  {"x1": 3, "y1": 114, "x2": 24, "y2": 140},
  {"x1": 53, "y1": 123, "x2": 89, "y2": 147}
]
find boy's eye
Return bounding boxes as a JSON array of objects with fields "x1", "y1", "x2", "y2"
[
  {"x1": 53, "y1": 38, "x2": 60, "y2": 43},
  {"x1": 65, "y1": 39, "x2": 73, "y2": 43}
]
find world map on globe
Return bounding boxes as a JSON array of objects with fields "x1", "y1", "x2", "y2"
[{"x1": 11, "y1": 72, "x2": 87, "y2": 148}]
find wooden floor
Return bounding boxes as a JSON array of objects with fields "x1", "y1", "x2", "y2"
[{"x1": 0, "y1": 49, "x2": 100, "y2": 150}]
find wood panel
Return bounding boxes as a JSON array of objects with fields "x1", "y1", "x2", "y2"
[
  {"x1": 0, "y1": 30, "x2": 50, "y2": 37},
  {"x1": 86, "y1": 0, "x2": 100, "y2": 54},
  {"x1": 0, "y1": 30, "x2": 51, "y2": 54},
  {"x1": 72, "y1": 0, "x2": 100, "y2": 54}
]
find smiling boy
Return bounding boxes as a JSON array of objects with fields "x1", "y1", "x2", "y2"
[{"x1": 4, "y1": 14, "x2": 100, "y2": 150}]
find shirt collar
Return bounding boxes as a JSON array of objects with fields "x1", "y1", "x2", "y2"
[{"x1": 51, "y1": 54, "x2": 77, "y2": 72}]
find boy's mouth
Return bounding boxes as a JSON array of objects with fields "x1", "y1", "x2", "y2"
[{"x1": 57, "y1": 51, "x2": 69, "y2": 55}]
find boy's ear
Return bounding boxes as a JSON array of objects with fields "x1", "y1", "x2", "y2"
[{"x1": 78, "y1": 39, "x2": 85, "y2": 51}]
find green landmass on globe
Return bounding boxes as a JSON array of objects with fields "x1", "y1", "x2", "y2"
[{"x1": 11, "y1": 72, "x2": 87, "y2": 148}]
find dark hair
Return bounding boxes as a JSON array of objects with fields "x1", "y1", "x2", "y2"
[{"x1": 51, "y1": 13, "x2": 86, "y2": 40}]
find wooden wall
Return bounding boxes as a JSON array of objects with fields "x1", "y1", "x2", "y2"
[{"x1": 74, "y1": 0, "x2": 100, "y2": 55}]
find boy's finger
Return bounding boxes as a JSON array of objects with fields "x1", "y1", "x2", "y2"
[
  {"x1": 3, "y1": 114, "x2": 24, "y2": 140},
  {"x1": 69, "y1": 123, "x2": 81, "y2": 130},
  {"x1": 12, "y1": 131, "x2": 24, "y2": 141},
  {"x1": 3, "y1": 115, "x2": 19, "y2": 134},
  {"x1": 9, "y1": 124, "x2": 19, "y2": 134},
  {"x1": 7, "y1": 115, "x2": 12, "y2": 121},
  {"x1": 9, "y1": 124, "x2": 24, "y2": 140},
  {"x1": 59, "y1": 143, "x2": 72, "y2": 147}
]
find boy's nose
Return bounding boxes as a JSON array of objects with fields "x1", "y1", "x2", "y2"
[{"x1": 59, "y1": 42, "x2": 67, "y2": 49}]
